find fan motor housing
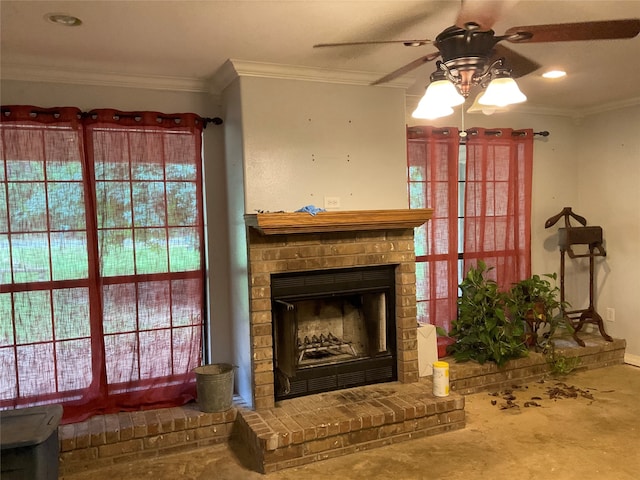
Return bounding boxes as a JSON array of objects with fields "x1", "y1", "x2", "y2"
[{"x1": 435, "y1": 26, "x2": 499, "y2": 62}]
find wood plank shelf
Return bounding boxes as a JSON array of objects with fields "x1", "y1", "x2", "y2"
[{"x1": 244, "y1": 209, "x2": 433, "y2": 235}]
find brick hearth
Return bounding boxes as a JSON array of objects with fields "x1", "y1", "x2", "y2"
[{"x1": 232, "y1": 378, "x2": 465, "y2": 473}]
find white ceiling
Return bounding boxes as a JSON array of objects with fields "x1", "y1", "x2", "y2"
[{"x1": 2, "y1": 1, "x2": 640, "y2": 114}]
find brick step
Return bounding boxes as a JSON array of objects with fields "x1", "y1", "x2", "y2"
[
  {"x1": 449, "y1": 333, "x2": 627, "y2": 394},
  {"x1": 58, "y1": 404, "x2": 237, "y2": 475},
  {"x1": 232, "y1": 380, "x2": 465, "y2": 473}
]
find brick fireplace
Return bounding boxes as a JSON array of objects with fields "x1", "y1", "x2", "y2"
[{"x1": 244, "y1": 209, "x2": 432, "y2": 410}]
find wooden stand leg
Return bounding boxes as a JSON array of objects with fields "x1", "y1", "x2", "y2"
[
  {"x1": 571, "y1": 319, "x2": 586, "y2": 347},
  {"x1": 575, "y1": 309, "x2": 613, "y2": 343},
  {"x1": 586, "y1": 246, "x2": 613, "y2": 343},
  {"x1": 561, "y1": 245, "x2": 613, "y2": 346}
]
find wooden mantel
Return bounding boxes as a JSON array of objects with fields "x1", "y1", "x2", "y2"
[{"x1": 245, "y1": 209, "x2": 433, "y2": 235}]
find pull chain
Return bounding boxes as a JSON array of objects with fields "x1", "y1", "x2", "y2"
[{"x1": 459, "y1": 104, "x2": 467, "y2": 140}]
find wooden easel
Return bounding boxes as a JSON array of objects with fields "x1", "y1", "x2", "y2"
[{"x1": 545, "y1": 207, "x2": 613, "y2": 347}]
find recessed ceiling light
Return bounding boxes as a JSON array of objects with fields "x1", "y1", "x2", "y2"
[
  {"x1": 45, "y1": 13, "x2": 82, "y2": 27},
  {"x1": 542, "y1": 70, "x2": 567, "y2": 79}
]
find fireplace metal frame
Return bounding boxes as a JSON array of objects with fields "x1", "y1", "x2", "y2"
[{"x1": 271, "y1": 265, "x2": 397, "y2": 400}]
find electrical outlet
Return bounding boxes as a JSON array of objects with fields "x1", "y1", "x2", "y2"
[
  {"x1": 324, "y1": 196, "x2": 340, "y2": 209},
  {"x1": 606, "y1": 307, "x2": 615, "y2": 322}
]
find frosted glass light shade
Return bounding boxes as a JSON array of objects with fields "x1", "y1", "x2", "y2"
[
  {"x1": 424, "y1": 80, "x2": 465, "y2": 107},
  {"x1": 467, "y1": 92, "x2": 508, "y2": 115},
  {"x1": 411, "y1": 78, "x2": 463, "y2": 119},
  {"x1": 412, "y1": 101, "x2": 454, "y2": 120},
  {"x1": 478, "y1": 77, "x2": 527, "y2": 107}
]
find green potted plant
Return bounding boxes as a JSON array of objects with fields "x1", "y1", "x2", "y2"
[
  {"x1": 447, "y1": 260, "x2": 528, "y2": 366},
  {"x1": 507, "y1": 272, "x2": 566, "y2": 350}
]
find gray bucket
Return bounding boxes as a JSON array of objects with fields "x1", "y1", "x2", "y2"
[{"x1": 193, "y1": 363, "x2": 235, "y2": 413}]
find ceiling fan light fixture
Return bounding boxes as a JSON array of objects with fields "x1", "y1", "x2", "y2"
[
  {"x1": 45, "y1": 13, "x2": 82, "y2": 26},
  {"x1": 479, "y1": 76, "x2": 527, "y2": 107}
]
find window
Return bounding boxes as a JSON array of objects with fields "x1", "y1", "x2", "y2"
[
  {"x1": 1, "y1": 106, "x2": 206, "y2": 422},
  {"x1": 408, "y1": 126, "x2": 533, "y2": 355}
]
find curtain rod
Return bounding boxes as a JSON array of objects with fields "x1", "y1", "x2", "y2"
[
  {"x1": 468, "y1": 129, "x2": 549, "y2": 137},
  {"x1": 82, "y1": 112, "x2": 224, "y2": 127},
  {"x1": 1, "y1": 108, "x2": 223, "y2": 127},
  {"x1": 203, "y1": 117, "x2": 223, "y2": 126},
  {"x1": 80, "y1": 111, "x2": 224, "y2": 127},
  {"x1": 408, "y1": 127, "x2": 550, "y2": 138}
]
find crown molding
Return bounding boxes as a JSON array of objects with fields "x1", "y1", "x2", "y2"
[
  {"x1": 1, "y1": 63, "x2": 210, "y2": 93},
  {"x1": 3, "y1": 60, "x2": 414, "y2": 96},
  {"x1": 209, "y1": 59, "x2": 413, "y2": 94},
  {"x1": 405, "y1": 93, "x2": 640, "y2": 120},
  {"x1": 505, "y1": 96, "x2": 640, "y2": 119},
  {"x1": 578, "y1": 96, "x2": 640, "y2": 117}
]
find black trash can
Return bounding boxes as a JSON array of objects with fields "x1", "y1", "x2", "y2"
[{"x1": 0, "y1": 404, "x2": 63, "y2": 480}]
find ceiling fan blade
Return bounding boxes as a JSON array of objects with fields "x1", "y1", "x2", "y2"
[
  {"x1": 314, "y1": 39, "x2": 431, "y2": 48},
  {"x1": 314, "y1": 3, "x2": 440, "y2": 51},
  {"x1": 505, "y1": 19, "x2": 640, "y2": 43},
  {"x1": 491, "y1": 44, "x2": 541, "y2": 78},
  {"x1": 456, "y1": 0, "x2": 519, "y2": 31},
  {"x1": 371, "y1": 52, "x2": 441, "y2": 86}
]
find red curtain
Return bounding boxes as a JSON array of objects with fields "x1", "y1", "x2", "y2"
[
  {"x1": 407, "y1": 126, "x2": 460, "y2": 355},
  {"x1": 408, "y1": 126, "x2": 533, "y2": 356},
  {"x1": 463, "y1": 128, "x2": 533, "y2": 289},
  {"x1": 0, "y1": 106, "x2": 206, "y2": 423}
]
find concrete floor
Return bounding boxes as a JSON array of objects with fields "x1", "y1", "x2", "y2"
[{"x1": 62, "y1": 364, "x2": 640, "y2": 480}]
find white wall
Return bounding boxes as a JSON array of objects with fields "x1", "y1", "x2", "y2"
[
  {"x1": 577, "y1": 105, "x2": 640, "y2": 364},
  {"x1": 0, "y1": 80, "x2": 214, "y2": 114},
  {"x1": 239, "y1": 76, "x2": 409, "y2": 213},
  {"x1": 219, "y1": 78, "x2": 253, "y2": 403}
]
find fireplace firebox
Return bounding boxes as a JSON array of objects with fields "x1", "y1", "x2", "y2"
[{"x1": 271, "y1": 265, "x2": 396, "y2": 400}]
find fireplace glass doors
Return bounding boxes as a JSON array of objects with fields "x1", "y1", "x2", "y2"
[{"x1": 271, "y1": 265, "x2": 397, "y2": 400}]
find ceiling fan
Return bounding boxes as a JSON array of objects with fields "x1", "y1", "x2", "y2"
[{"x1": 313, "y1": 1, "x2": 640, "y2": 107}]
